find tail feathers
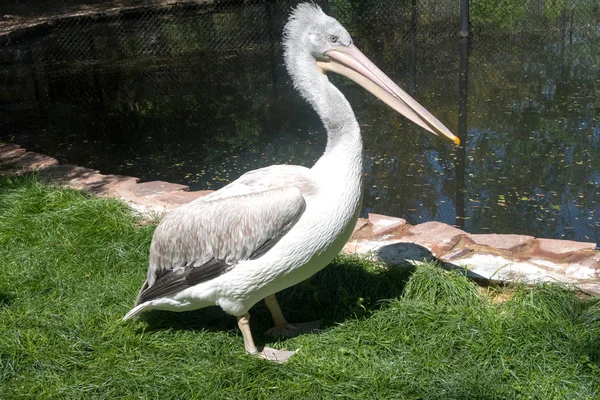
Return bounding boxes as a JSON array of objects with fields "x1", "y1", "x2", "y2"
[
  {"x1": 122, "y1": 279, "x2": 151, "y2": 321},
  {"x1": 123, "y1": 302, "x2": 149, "y2": 321},
  {"x1": 134, "y1": 279, "x2": 150, "y2": 306}
]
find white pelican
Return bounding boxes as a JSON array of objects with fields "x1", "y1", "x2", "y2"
[{"x1": 123, "y1": 3, "x2": 459, "y2": 362}]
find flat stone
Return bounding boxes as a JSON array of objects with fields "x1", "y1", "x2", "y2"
[
  {"x1": 36, "y1": 164, "x2": 99, "y2": 183},
  {"x1": 565, "y1": 265, "x2": 597, "y2": 280},
  {"x1": 342, "y1": 238, "x2": 433, "y2": 265},
  {"x1": 375, "y1": 241, "x2": 435, "y2": 265},
  {"x1": 11, "y1": 152, "x2": 59, "y2": 171},
  {"x1": 368, "y1": 213, "x2": 407, "y2": 236},
  {"x1": 343, "y1": 239, "x2": 371, "y2": 257},
  {"x1": 97, "y1": 175, "x2": 142, "y2": 196},
  {"x1": 452, "y1": 253, "x2": 564, "y2": 284},
  {"x1": 400, "y1": 221, "x2": 466, "y2": 256},
  {"x1": 0, "y1": 147, "x2": 26, "y2": 164},
  {"x1": 0, "y1": 143, "x2": 21, "y2": 156},
  {"x1": 125, "y1": 181, "x2": 189, "y2": 198},
  {"x1": 532, "y1": 238, "x2": 597, "y2": 260},
  {"x1": 453, "y1": 254, "x2": 599, "y2": 290},
  {"x1": 343, "y1": 239, "x2": 390, "y2": 259},
  {"x1": 463, "y1": 234, "x2": 535, "y2": 252},
  {"x1": 155, "y1": 190, "x2": 213, "y2": 208},
  {"x1": 353, "y1": 218, "x2": 369, "y2": 234},
  {"x1": 37, "y1": 164, "x2": 138, "y2": 195},
  {"x1": 77, "y1": 174, "x2": 139, "y2": 196},
  {"x1": 439, "y1": 247, "x2": 473, "y2": 262},
  {"x1": 580, "y1": 253, "x2": 600, "y2": 269},
  {"x1": 578, "y1": 283, "x2": 600, "y2": 296},
  {"x1": 528, "y1": 258, "x2": 568, "y2": 273},
  {"x1": 526, "y1": 258, "x2": 598, "y2": 283},
  {"x1": 553, "y1": 250, "x2": 600, "y2": 270},
  {"x1": 343, "y1": 240, "x2": 599, "y2": 295}
]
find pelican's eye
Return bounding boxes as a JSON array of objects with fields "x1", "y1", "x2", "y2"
[{"x1": 329, "y1": 35, "x2": 339, "y2": 44}]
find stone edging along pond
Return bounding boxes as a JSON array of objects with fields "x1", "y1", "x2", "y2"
[{"x1": 2, "y1": 142, "x2": 599, "y2": 296}]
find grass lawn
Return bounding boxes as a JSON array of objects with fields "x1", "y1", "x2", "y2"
[{"x1": 1, "y1": 175, "x2": 599, "y2": 399}]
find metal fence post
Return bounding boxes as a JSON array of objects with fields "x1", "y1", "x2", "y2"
[
  {"x1": 409, "y1": 0, "x2": 417, "y2": 95},
  {"x1": 460, "y1": 0, "x2": 469, "y2": 37},
  {"x1": 455, "y1": 37, "x2": 469, "y2": 229}
]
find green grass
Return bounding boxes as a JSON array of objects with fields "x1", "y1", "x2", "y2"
[{"x1": 1, "y1": 175, "x2": 599, "y2": 399}]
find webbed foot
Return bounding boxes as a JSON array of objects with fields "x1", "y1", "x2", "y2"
[{"x1": 257, "y1": 347, "x2": 297, "y2": 363}]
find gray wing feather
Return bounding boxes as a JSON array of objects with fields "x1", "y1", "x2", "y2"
[
  {"x1": 135, "y1": 185, "x2": 307, "y2": 305},
  {"x1": 136, "y1": 259, "x2": 230, "y2": 304}
]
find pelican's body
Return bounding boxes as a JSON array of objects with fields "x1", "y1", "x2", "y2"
[
  {"x1": 127, "y1": 159, "x2": 361, "y2": 317},
  {"x1": 124, "y1": 3, "x2": 458, "y2": 362}
]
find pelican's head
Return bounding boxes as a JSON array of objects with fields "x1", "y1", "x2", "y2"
[
  {"x1": 283, "y1": 3, "x2": 460, "y2": 146},
  {"x1": 284, "y1": 3, "x2": 352, "y2": 61}
]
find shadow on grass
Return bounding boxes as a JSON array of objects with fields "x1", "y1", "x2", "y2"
[
  {"x1": 139, "y1": 245, "x2": 440, "y2": 346},
  {"x1": 0, "y1": 293, "x2": 13, "y2": 309}
]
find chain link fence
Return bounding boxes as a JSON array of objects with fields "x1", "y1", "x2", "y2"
[
  {"x1": 1, "y1": 1, "x2": 596, "y2": 101},
  {"x1": 1, "y1": 1, "x2": 597, "y2": 61},
  {"x1": 0, "y1": 0, "x2": 456, "y2": 64}
]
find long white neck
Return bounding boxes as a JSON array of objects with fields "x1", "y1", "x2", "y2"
[{"x1": 285, "y1": 52, "x2": 363, "y2": 179}]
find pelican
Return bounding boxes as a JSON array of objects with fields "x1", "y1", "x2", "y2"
[{"x1": 123, "y1": 3, "x2": 459, "y2": 362}]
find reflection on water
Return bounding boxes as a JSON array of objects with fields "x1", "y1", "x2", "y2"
[{"x1": 1, "y1": 11, "x2": 599, "y2": 244}]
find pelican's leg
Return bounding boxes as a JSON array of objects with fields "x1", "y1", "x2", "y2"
[
  {"x1": 264, "y1": 294, "x2": 290, "y2": 332},
  {"x1": 264, "y1": 294, "x2": 322, "y2": 337},
  {"x1": 237, "y1": 313, "x2": 295, "y2": 363},
  {"x1": 237, "y1": 313, "x2": 259, "y2": 354}
]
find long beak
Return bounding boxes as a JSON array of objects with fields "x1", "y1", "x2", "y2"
[{"x1": 316, "y1": 44, "x2": 460, "y2": 146}]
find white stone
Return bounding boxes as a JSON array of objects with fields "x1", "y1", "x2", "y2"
[
  {"x1": 565, "y1": 265, "x2": 597, "y2": 280},
  {"x1": 451, "y1": 254, "x2": 564, "y2": 284},
  {"x1": 343, "y1": 239, "x2": 433, "y2": 265}
]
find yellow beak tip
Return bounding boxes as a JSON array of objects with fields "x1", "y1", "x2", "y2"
[{"x1": 453, "y1": 136, "x2": 461, "y2": 146}]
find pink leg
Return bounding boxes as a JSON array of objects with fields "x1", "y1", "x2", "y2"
[
  {"x1": 264, "y1": 293, "x2": 322, "y2": 337},
  {"x1": 237, "y1": 312, "x2": 296, "y2": 363}
]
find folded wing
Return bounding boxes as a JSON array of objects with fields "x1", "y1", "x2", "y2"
[{"x1": 136, "y1": 185, "x2": 307, "y2": 305}]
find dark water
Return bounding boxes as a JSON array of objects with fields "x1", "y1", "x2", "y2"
[{"x1": 1, "y1": 14, "x2": 599, "y2": 244}]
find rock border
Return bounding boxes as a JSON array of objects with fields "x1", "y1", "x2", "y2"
[
  {"x1": 345, "y1": 219, "x2": 599, "y2": 296},
  {"x1": 2, "y1": 142, "x2": 599, "y2": 295}
]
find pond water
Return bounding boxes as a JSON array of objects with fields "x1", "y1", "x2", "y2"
[{"x1": 1, "y1": 14, "x2": 599, "y2": 244}]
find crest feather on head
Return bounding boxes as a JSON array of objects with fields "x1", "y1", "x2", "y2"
[{"x1": 283, "y1": 3, "x2": 326, "y2": 45}]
